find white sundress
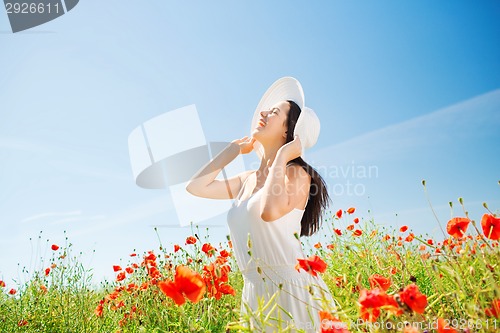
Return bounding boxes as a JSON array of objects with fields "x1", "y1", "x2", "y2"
[{"x1": 227, "y1": 176, "x2": 336, "y2": 332}]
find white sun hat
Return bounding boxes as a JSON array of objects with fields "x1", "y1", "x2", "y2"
[{"x1": 250, "y1": 77, "x2": 321, "y2": 158}]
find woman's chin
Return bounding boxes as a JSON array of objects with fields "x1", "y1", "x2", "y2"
[{"x1": 251, "y1": 129, "x2": 261, "y2": 138}]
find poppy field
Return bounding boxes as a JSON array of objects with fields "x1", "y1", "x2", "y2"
[{"x1": 1, "y1": 193, "x2": 499, "y2": 332}]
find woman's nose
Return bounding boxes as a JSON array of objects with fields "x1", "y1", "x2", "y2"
[{"x1": 260, "y1": 110, "x2": 268, "y2": 118}]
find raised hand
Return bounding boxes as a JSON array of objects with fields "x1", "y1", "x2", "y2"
[
  {"x1": 278, "y1": 135, "x2": 302, "y2": 162},
  {"x1": 231, "y1": 136, "x2": 256, "y2": 155}
]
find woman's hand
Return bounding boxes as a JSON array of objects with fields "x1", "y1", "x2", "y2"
[
  {"x1": 231, "y1": 136, "x2": 256, "y2": 154},
  {"x1": 278, "y1": 135, "x2": 302, "y2": 162}
]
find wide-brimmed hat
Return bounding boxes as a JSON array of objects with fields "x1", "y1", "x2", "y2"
[{"x1": 250, "y1": 77, "x2": 320, "y2": 158}]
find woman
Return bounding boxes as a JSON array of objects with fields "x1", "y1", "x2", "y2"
[{"x1": 186, "y1": 77, "x2": 335, "y2": 332}]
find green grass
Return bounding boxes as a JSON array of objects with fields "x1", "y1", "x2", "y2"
[{"x1": 1, "y1": 203, "x2": 499, "y2": 332}]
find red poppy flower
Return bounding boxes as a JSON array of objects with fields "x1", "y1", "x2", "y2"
[
  {"x1": 437, "y1": 318, "x2": 458, "y2": 333},
  {"x1": 129, "y1": 253, "x2": 137, "y2": 257},
  {"x1": 336, "y1": 209, "x2": 342, "y2": 219},
  {"x1": 17, "y1": 320, "x2": 28, "y2": 327},
  {"x1": 158, "y1": 265, "x2": 206, "y2": 306},
  {"x1": 94, "y1": 304, "x2": 104, "y2": 317},
  {"x1": 346, "y1": 224, "x2": 354, "y2": 231},
  {"x1": 174, "y1": 244, "x2": 181, "y2": 252},
  {"x1": 202, "y1": 262, "x2": 235, "y2": 300},
  {"x1": 399, "y1": 284, "x2": 427, "y2": 314},
  {"x1": 51, "y1": 244, "x2": 59, "y2": 251},
  {"x1": 383, "y1": 234, "x2": 391, "y2": 241},
  {"x1": 368, "y1": 274, "x2": 391, "y2": 291},
  {"x1": 334, "y1": 229, "x2": 342, "y2": 236},
  {"x1": 106, "y1": 291, "x2": 119, "y2": 301},
  {"x1": 347, "y1": 207, "x2": 355, "y2": 214},
  {"x1": 0, "y1": 280, "x2": 5, "y2": 288},
  {"x1": 319, "y1": 311, "x2": 351, "y2": 333},
  {"x1": 217, "y1": 283, "x2": 236, "y2": 298},
  {"x1": 201, "y1": 243, "x2": 215, "y2": 256},
  {"x1": 481, "y1": 214, "x2": 500, "y2": 240},
  {"x1": 144, "y1": 251, "x2": 157, "y2": 262},
  {"x1": 295, "y1": 255, "x2": 327, "y2": 277},
  {"x1": 353, "y1": 217, "x2": 359, "y2": 224},
  {"x1": 9, "y1": 288, "x2": 16, "y2": 295},
  {"x1": 427, "y1": 239, "x2": 434, "y2": 245},
  {"x1": 125, "y1": 267, "x2": 134, "y2": 274},
  {"x1": 186, "y1": 236, "x2": 197, "y2": 245},
  {"x1": 116, "y1": 272, "x2": 126, "y2": 282},
  {"x1": 358, "y1": 288, "x2": 387, "y2": 323},
  {"x1": 219, "y1": 249, "x2": 230, "y2": 257},
  {"x1": 360, "y1": 305, "x2": 381, "y2": 323},
  {"x1": 327, "y1": 244, "x2": 335, "y2": 250},
  {"x1": 113, "y1": 265, "x2": 122, "y2": 272},
  {"x1": 359, "y1": 288, "x2": 388, "y2": 308},
  {"x1": 148, "y1": 266, "x2": 161, "y2": 279},
  {"x1": 399, "y1": 226, "x2": 408, "y2": 233},
  {"x1": 45, "y1": 268, "x2": 50, "y2": 276},
  {"x1": 485, "y1": 298, "x2": 500, "y2": 318},
  {"x1": 405, "y1": 233, "x2": 415, "y2": 242},
  {"x1": 358, "y1": 289, "x2": 401, "y2": 322},
  {"x1": 446, "y1": 217, "x2": 470, "y2": 238},
  {"x1": 314, "y1": 242, "x2": 322, "y2": 249},
  {"x1": 353, "y1": 230, "x2": 362, "y2": 237}
]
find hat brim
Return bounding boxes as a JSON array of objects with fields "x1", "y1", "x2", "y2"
[{"x1": 250, "y1": 77, "x2": 305, "y2": 159}]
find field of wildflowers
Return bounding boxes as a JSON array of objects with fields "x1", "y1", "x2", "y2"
[{"x1": 1, "y1": 188, "x2": 499, "y2": 332}]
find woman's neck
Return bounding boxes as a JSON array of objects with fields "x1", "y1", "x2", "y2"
[{"x1": 257, "y1": 144, "x2": 286, "y2": 182}]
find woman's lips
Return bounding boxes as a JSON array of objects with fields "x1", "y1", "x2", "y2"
[{"x1": 258, "y1": 120, "x2": 266, "y2": 128}]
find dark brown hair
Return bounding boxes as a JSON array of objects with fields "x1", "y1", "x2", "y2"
[{"x1": 286, "y1": 100, "x2": 331, "y2": 237}]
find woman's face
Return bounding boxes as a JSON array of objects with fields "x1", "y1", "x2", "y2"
[{"x1": 252, "y1": 100, "x2": 290, "y2": 142}]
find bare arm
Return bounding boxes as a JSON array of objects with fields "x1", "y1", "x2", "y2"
[{"x1": 186, "y1": 137, "x2": 255, "y2": 199}]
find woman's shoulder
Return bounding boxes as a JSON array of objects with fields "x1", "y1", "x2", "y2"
[
  {"x1": 237, "y1": 169, "x2": 256, "y2": 184},
  {"x1": 285, "y1": 163, "x2": 310, "y2": 184}
]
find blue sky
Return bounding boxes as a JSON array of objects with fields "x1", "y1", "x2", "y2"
[{"x1": 0, "y1": 1, "x2": 499, "y2": 285}]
